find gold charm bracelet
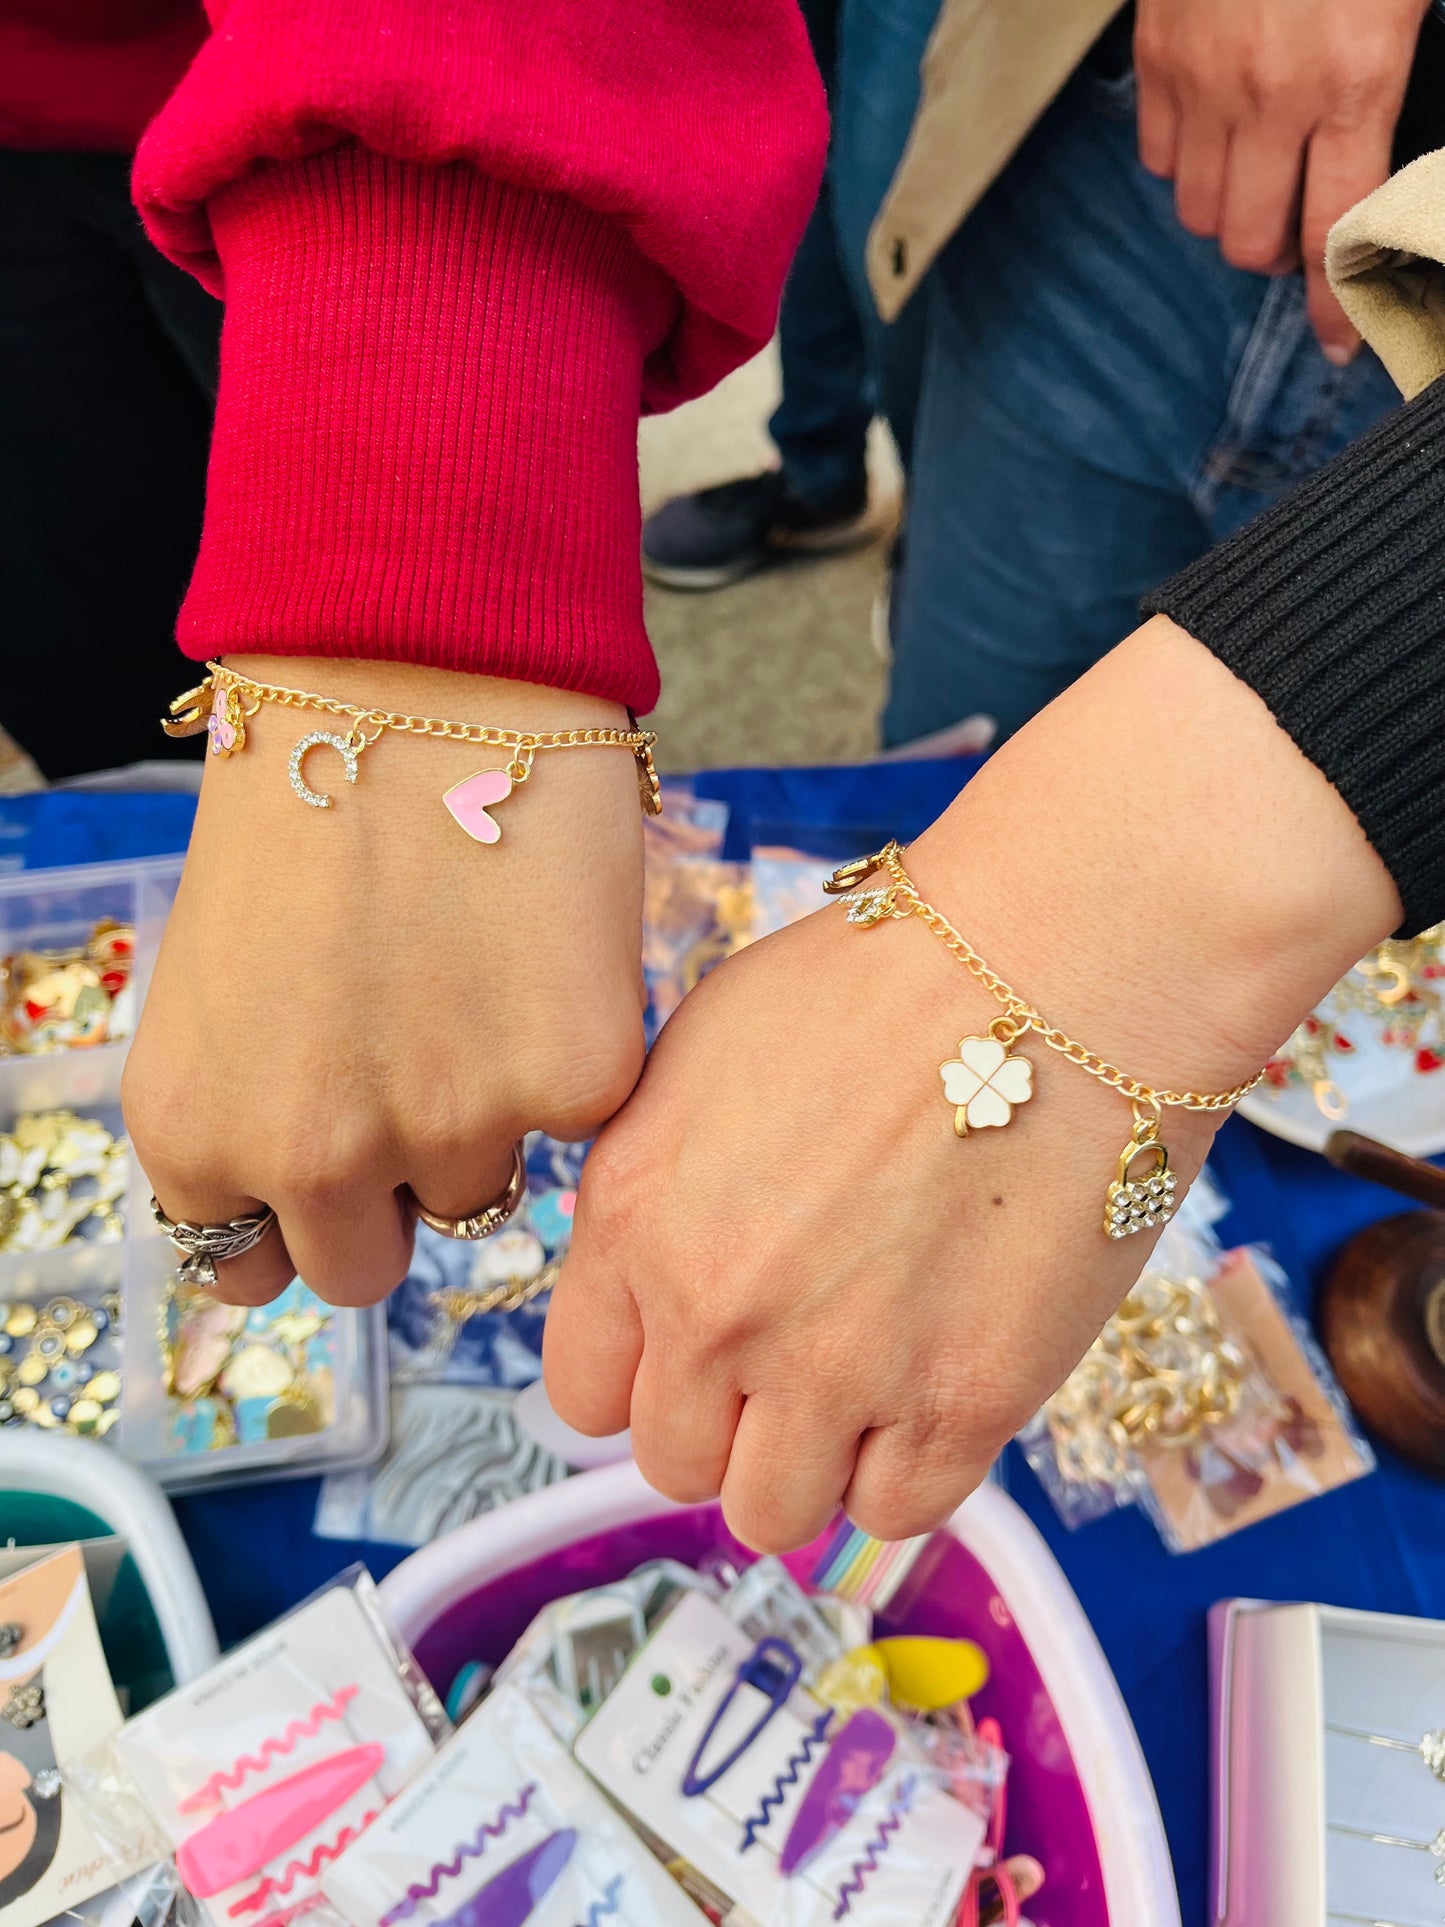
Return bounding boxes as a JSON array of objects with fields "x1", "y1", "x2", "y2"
[
  {"x1": 824, "y1": 842, "x2": 1265, "y2": 1240},
  {"x1": 164, "y1": 662, "x2": 662, "y2": 845}
]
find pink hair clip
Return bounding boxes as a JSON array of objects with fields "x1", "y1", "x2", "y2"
[{"x1": 177, "y1": 1744, "x2": 384, "y2": 1899}]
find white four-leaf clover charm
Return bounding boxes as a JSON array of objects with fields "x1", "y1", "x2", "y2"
[{"x1": 939, "y1": 1034, "x2": 1035, "y2": 1137}]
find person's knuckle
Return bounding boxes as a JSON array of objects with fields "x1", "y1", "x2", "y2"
[
  {"x1": 632, "y1": 1445, "x2": 720, "y2": 1508},
  {"x1": 535, "y1": 1030, "x2": 644, "y2": 1140},
  {"x1": 725, "y1": 1484, "x2": 802, "y2": 1556},
  {"x1": 1221, "y1": 226, "x2": 1279, "y2": 273},
  {"x1": 123, "y1": 1063, "x2": 203, "y2": 1185},
  {"x1": 268, "y1": 1116, "x2": 383, "y2": 1208}
]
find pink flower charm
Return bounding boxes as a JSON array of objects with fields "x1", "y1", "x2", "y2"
[
  {"x1": 939, "y1": 1035, "x2": 1034, "y2": 1135},
  {"x1": 206, "y1": 685, "x2": 240, "y2": 757}
]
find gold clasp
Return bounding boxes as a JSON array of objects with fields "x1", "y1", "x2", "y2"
[
  {"x1": 824, "y1": 845, "x2": 898, "y2": 896},
  {"x1": 160, "y1": 678, "x2": 214, "y2": 739}
]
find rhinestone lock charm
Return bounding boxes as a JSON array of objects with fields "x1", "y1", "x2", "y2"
[{"x1": 1104, "y1": 1123, "x2": 1177, "y2": 1239}]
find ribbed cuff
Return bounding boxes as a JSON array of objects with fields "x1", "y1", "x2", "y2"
[
  {"x1": 1142, "y1": 376, "x2": 1445, "y2": 936},
  {"x1": 179, "y1": 145, "x2": 675, "y2": 710}
]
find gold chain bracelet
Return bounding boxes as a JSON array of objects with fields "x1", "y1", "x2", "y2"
[
  {"x1": 824, "y1": 842, "x2": 1265, "y2": 1241},
  {"x1": 164, "y1": 663, "x2": 662, "y2": 844}
]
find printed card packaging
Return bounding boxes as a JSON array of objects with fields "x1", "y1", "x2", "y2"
[
  {"x1": 574, "y1": 1591, "x2": 985, "y2": 1926},
  {"x1": 0, "y1": 1547, "x2": 130, "y2": 1927},
  {"x1": 322, "y1": 1684, "x2": 703, "y2": 1927},
  {"x1": 112, "y1": 1583, "x2": 437, "y2": 1927}
]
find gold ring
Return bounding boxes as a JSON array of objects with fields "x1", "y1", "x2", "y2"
[{"x1": 409, "y1": 1144, "x2": 527, "y2": 1241}]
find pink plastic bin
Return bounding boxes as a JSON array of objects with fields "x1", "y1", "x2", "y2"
[{"x1": 378, "y1": 1462, "x2": 1178, "y2": 1927}]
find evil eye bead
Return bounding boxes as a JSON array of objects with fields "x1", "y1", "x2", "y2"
[{"x1": 47, "y1": 1360, "x2": 80, "y2": 1392}]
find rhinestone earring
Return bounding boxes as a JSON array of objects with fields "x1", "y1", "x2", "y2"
[
  {"x1": 0, "y1": 1623, "x2": 22, "y2": 1659},
  {"x1": 1, "y1": 1680, "x2": 43, "y2": 1729},
  {"x1": 1328, "y1": 1721, "x2": 1445, "y2": 1782}
]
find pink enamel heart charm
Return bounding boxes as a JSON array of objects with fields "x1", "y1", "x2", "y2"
[{"x1": 443, "y1": 768, "x2": 513, "y2": 844}]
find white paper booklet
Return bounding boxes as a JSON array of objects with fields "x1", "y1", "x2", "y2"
[
  {"x1": 322, "y1": 1685, "x2": 703, "y2": 1927},
  {"x1": 574, "y1": 1591, "x2": 984, "y2": 1927}
]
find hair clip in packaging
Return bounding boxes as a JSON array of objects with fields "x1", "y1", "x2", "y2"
[
  {"x1": 317, "y1": 1685, "x2": 699, "y2": 1927},
  {"x1": 91, "y1": 1574, "x2": 445, "y2": 1927},
  {"x1": 682, "y1": 1637, "x2": 801, "y2": 1798},
  {"x1": 575, "y1": 1589, "x2": 987, "y2": 1925}
]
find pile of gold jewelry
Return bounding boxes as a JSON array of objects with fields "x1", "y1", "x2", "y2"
[
  {"x1": 1046, "y1": 1273, "x2": 1252, "y2": 1487},
  {"x1": 0, "y1": 920, "x2": 135, "y2": 1055},
  {"x1": 0, "y1": 1293, "x2": 123, "y2": 1436},
  {"x1": 0, "y1": 1111, "x2": 127, "y2": 1253},
  {"x1": 1265, "y1": 923, "x2": 1445, "y2": 1119}
]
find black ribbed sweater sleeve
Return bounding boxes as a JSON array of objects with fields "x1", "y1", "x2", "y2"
[{"x1": 1141, "y1": 373, "x2": 1445, "y2": 936}]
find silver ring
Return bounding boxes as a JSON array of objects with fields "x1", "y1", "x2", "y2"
[
  {"x1": 149, "y1": 1196, "x2": 278, "y2": 1287},
  {"x1": 409, "y1": 1144, "x2": 527, "y2": 1241}
]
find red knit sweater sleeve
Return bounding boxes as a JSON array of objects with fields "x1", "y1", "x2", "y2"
[{"x1": 133, "y1": 1, "x2": 827, "y2": 709}]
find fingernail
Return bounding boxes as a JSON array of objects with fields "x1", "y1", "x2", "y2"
[{"x1": 1323, "y1": 342, "x2": 1357, "y2": 368}]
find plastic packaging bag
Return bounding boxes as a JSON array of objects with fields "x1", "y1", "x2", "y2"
[
  {"x1": 70, "y1": 1569, "x2": 447, "y2": 1927},
  {"x1": 1021, "y1": 1243, "x2": 1375, "y2": 1552}
]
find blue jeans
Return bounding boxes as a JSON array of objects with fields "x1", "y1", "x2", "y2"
[
  {"x1": 769, "y1": 0, "x2": 942, "y2": 497},
  {"x1": 884, "y1": 62, "x2": 1402, "y2": 746}
]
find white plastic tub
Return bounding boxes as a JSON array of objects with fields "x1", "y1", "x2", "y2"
[
  {"x1": 380, "y1": 1460, "x2": 1179, "y2": 1927},
  {"x1": 0, "y1": 1429, "x2": 217, "y2": 1684}
]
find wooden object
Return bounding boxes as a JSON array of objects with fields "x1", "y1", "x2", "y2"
[{"x1": 1323, "y1": 1208, "x2": 1445, "y2": 1474}]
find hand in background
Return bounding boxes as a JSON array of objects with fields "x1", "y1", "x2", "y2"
[
  {"x1": 545, "y1": 620, "x2": 1401, "y2": 1550},
  {"x1": 124, "y1": 656, "x2": 646, "y2": 1308},
  {"x1": 1134, "y1": 0, "x2": 1429, "y2": 361}
]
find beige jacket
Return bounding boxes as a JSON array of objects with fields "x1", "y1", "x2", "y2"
[{"x1": 867, "y1": 0, "x2": 1445, "y2": 406}]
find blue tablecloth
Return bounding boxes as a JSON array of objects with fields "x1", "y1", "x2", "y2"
[{"x1": 13, "y1": 770, "x2": 1443, "y2": 1926}]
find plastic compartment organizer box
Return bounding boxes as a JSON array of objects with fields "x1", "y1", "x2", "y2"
[
  {"x1": 0, "y1": 856, "x2": 388, "y2": 1490},
  {"x1": 379, "y1": 1460, "x2": 1180, "y2": 1927}
]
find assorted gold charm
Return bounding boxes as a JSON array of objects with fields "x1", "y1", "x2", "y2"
[
  {"x1": 158, "y1": 1275, "x2": 334, "y2": 1456},
  {"x1": 0, "y1": 1292, "x2": 124, "y2": 1436},
  {"x1": 0, "y1": 1111, "x2": 127, "y2": 1252},
  {"x1": 827, "y1": 842, "x2": 1265, "y2": 1240},
  {"x1": 1262, "y1": 921, "x2": 1445, "y2": 1120},
  {"x1": 166, "y1": 664, "x2": 662, "y2": 842},
  {"x1": 1044, "y1": 1271, "x2": 1249, "y2": 1485},
  {"x1": 0, "y1": 919, "x2": 135, "y2": 1056}
]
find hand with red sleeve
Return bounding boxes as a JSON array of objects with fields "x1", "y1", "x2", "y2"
[{"x1": 120, "y1": 0, "x2": 826, "y2": 1305}]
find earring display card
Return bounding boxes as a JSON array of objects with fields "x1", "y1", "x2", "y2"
[
  {"x1": 0, "y1": 1545, "x2": 132, "y2": 1927},
  {"x1": 574, "y1": 1590, "x2": 986, "y2": 1927},
  {"x1": 112, "y1": 1582, "x2": 439, "y2": 1927},
  {"x1": 1212, "y1": 1599, "x2": 1445, "y2": 1927},
  {"x1": 321, "y1": 1683, "x2": 703, "y2": 1927}
]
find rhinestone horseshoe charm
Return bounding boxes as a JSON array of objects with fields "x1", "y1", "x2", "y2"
[{"x1": 288, "y1": 731, "x2": 360, "y2": 808}]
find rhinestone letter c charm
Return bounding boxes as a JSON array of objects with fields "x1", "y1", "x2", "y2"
[
  {"x1": 1104, "y1": 1128, "x2": 1177, "y2": 1238},
  {"x1": 289, "y1": 731, "x2": 359, "y2": 809}
]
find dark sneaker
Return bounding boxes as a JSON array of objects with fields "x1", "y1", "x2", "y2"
[{"x1": 642, "y1": 469, "x2": 872, "y2": 590}]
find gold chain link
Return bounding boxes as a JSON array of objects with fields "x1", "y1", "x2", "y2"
[
  {"x1": 832, "y1": 843, "x2": 1264, "y2": 1115},
  {"x1": 209, "y1": 662, "x2": 654, "y2": 757}
]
